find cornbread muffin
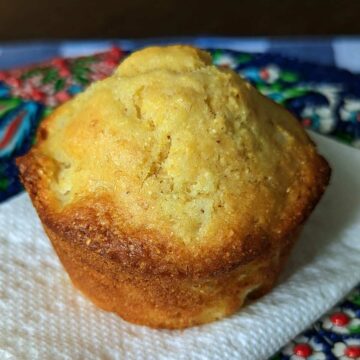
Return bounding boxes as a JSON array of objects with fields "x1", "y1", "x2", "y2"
[{"x1": 17, "y1": 45, "x2": 330, "y2": 329}]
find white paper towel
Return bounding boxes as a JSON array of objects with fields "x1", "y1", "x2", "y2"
[{"x1": 1, "y1": 132, "x2": 360, "y2": 360}]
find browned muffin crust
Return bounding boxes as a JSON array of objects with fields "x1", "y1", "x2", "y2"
[{"x1": 17, "y1": 147, "x2": 329, "y2": 278}]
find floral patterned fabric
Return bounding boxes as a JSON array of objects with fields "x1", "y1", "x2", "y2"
[
  {"x1": 271, "y1": 285, "x2": 360, "y2": 359},
  {"x1": 0, "y1": 46, "x2": 359, "y2": 359}
]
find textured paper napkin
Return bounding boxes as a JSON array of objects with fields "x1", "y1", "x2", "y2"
[{"x1": 1, "y1": 132, "x2": 360, "y2": 360}]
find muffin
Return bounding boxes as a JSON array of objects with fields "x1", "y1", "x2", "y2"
[{"x1": 17, "y1": 45, "x2": 330, "y2": 329}]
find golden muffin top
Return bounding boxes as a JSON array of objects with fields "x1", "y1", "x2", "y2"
[{"x1": 24, "y1": 45, "x2": 329, "y2": 252}]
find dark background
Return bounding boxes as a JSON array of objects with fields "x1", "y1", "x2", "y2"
[{"x1": 0, "y1": 0, "x2": 359, "y2": 41}]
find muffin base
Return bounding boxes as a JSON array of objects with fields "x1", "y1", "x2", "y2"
[{"x1": 45, "y1": 225, "x2": 298, "y2": 329}]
